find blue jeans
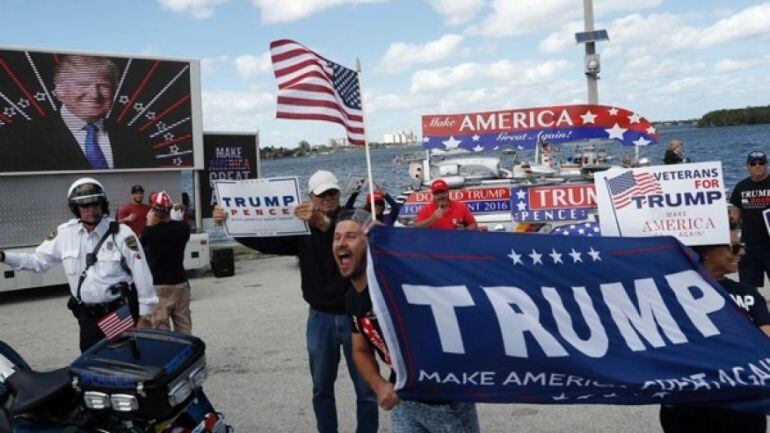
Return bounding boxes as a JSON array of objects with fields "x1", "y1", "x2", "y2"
[
  {"x1": 739, "y1": 245, "x2": 770, "y2": 287},
  {"x1": 307, "y1": 308, "x2": 378, "y2": 433},
  {"x1": 392, "y1": 400, "x2": 480, "y2": 433}
]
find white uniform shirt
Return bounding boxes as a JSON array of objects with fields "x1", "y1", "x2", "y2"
[{"x1": 4, "y1": 218, "x2": 158, "y2": 315}]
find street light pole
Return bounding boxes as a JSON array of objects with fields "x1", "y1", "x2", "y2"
[{"x1": 583, "y1": 0, "x2": 599, "y2": 104}]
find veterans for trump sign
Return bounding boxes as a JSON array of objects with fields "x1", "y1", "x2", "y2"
[
  {"x1": 367, "y1": 226, "x2": 770, "y2": 409},
  {"x1": 421, "y1": 104, "x2": 659, "y2": 152},
  {"x1": 214, "y1": 177, "x2": 308, "y2": 237},
  {"x1": 594, "y1": 162, "x2": 730, "y2": 246}
]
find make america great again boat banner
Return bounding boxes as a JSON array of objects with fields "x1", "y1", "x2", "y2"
[
  {"x1": 367, "y1": 226, "x2": 770, "y2": 410},
  {"x1": 421, "y1": 104, "x2": 659, "y2": 151}
]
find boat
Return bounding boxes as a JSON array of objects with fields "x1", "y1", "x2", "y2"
[{"x1": 395, "y1": 104, "x2": 661, "y2": 233}]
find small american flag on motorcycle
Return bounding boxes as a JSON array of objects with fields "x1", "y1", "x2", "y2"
[{"x1": 97, "y1": 304, "x2": 135, "y2": 340}]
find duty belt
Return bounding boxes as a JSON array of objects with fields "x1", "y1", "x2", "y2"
[{"x1": 79, "y1": 298, "x2": 125, "y2": 318}]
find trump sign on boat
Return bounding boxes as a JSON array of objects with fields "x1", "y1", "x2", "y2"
[
  {"x1": 367, "y1": 226, "x2": 770, "y2": 410},
  {"x1": 421, "y1": 104, "x2": 659, "y2": 152}
]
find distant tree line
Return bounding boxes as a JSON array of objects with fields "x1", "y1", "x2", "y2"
[
  {"x1": 259, "y1": 140, "x2": 399, "y2": 160},
  {"x1": 697, "y1": 104, "x2": 770, "y2": 127}
]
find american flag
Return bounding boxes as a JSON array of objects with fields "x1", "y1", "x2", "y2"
[
  {"x1": 606, "y1": 170, "x2": 663, "y2": 209},
  {"x1": 270, "y1": 39, "x2": 365, "y2": 146},
  {"x1": 551, "y1": 221, "x2": 601, "y2": 236},
  {"x1": 97, "y1": 304, "x2": 135, "y2": 340}
]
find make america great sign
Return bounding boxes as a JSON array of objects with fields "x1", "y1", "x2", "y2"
[{"x1": 367, "y1": 227, "x2": 770, "y2": 409}]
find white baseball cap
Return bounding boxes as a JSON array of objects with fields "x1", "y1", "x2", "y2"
[{"x1": 308, "y1": 170, "x2": 340, "y2": 195}]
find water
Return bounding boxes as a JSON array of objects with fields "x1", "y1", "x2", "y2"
[
  {"x1": 260, "y1": 123, "x2": 770, "y2": 194},
  {"x1": 206, "y1": 123, "x2": 770, "y2": 244}
]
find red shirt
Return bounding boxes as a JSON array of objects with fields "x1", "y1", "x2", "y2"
[
  {"x1": 118, "y1": 202, "x2": 151, "y2": 235},
  {"x1": 415, "y1": 199, "x2": 476, "y2": 229}
]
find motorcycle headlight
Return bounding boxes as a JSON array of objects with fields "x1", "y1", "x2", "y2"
[
  {"x1": 189, "y1": 365, "x2": 208, "y2": 388},
  {"x1": 110, "y1": 393, "x2": 139, "y2": 412},
  {"x1": 83, "y1": 391, "x2": 110, "y2": 409},
  {"x1": 168, "y1": 381, "x2": 192, "y2": 406}
]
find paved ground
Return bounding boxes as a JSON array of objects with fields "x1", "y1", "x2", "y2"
[{"x1": 0, "y1": 254, "x2": 711, "y2": 432}]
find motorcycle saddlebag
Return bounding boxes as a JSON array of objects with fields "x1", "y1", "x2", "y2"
[{"x1": 69, "y1": 329, "x2": 206, "y2": 421}]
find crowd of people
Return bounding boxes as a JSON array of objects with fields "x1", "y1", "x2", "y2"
[{"x1": 3, "y1": 146, "x2": 770, "y2": 432}]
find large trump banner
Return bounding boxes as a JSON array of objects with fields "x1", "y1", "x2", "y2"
[{"x1": 367, "y1": 227, "x2": 770, "y2": 409}]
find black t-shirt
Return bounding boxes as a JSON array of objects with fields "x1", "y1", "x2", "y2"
[
  {"x1": 346, "y1": 285, "x2": 395, "y2": 382},
  {"x1": 720, "y1": 278, "x2": 770, "y2": 327},
  {"x1": 730, "y1": 176, "x2": 770, "y2": 246},
  {"x1": 140, "y1": 220, "x2": 190, "y2": 285},
  {"x1": 236, "y1": 209, "x2": 348, "y2": 314}
]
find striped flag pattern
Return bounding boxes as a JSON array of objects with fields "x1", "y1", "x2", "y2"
[
  {"x1": 270, "y1": 39, "x2": 365, "y2": 146},
  {"x1": 606, "y1": 170, "x2": 663, "y2": 209},
  {"x1": 97, "y1": 304, "x2": 135, "y2": 340}
]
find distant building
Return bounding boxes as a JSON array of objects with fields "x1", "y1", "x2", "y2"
[
  {"x1": 328, "y1": 137, "x2": 349, "y2": 147},
  {"x1": 382, "y1": 130, "x2": 417, "y2": 144}
]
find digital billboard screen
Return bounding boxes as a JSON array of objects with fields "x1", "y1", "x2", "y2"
[{"x1": 0, "y1": 47, "x2": 201, "y2": 173}]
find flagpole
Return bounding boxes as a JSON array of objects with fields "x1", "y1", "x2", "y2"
[
  {"x1": 604, "y1": 177, "x2": 623, "y2": 236},
  {"x1": 356, "y1": 57, "x2": 378, "y2": 219}
]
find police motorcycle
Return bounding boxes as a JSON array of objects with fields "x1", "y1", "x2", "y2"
[{"x1": 0, "y1": 329, "x2": 233, "y2": 433}]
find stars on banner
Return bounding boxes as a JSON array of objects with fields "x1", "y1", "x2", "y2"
[
  {"x1": 507, "y1": 246, "x2": 601, "y2": 266},
  {"x1": 528, "y1": 249, "x2": 543, "y2": 265},
  {"x1": 443, "y1": 136, "x2": 462, "y2": 149},
  {"x1": 605, "y1": 123, "x2": 627, "y2": 140},
  {"x1": 548, "y1": 248, "x2": 563, "y2": 264},
  {"x1": 569, "y1": 248, "x2": 583, "y2": 263},
  {"x1": 580, "y1": 110, "x2": 597, "y2": 124},
  {"x1": 507, "y1": 250, "x2": 523, "y2": 266},
  {"x1": 552, "y1": 221, "x2": 601, "y2": 237}
]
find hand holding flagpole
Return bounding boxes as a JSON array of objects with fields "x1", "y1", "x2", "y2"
[{"x1": 355, "y1": 57, "x2": 378, "y2": 219}]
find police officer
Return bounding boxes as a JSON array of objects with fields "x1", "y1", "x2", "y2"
[{"x1": 0, "y1": 178, "x2": 157, "y2": 352}]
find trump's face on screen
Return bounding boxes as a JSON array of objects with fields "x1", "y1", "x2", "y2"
[{"x1": 53, "y1": 55, "x2": 118, "y2": 123}]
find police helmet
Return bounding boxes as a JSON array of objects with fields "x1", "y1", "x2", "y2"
[{"x1": 67, "y1": 177, "x2": 109, "y2": 217}]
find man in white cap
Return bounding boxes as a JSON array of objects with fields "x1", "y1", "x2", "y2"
[{"x1": 213, "y1": 170, "x2": 378, "y2": 433}]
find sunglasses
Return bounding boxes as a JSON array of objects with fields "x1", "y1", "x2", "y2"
[
  {"x1": 730, "y1": 243, "x2": 745, "y2": 254},
  {"x1": 314, "y1": 189, "x2": 339, "y2": 198},
  {"x1": 77, "y1": 202, "x2": 101, "y2": 208},
  {"x1": 749, "y1": 161, "x2": 766, "y2": 167}
]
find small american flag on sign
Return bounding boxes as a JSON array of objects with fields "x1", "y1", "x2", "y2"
[
  {"x1": 97, "y1": 304, "x2": 134, "y2": 340},
  {"x1": 606, "y1": 170, "x2": 663, "y2": 209},
  {"x1": 270, "y1": 39, "x2": 365, "y2": 146}
]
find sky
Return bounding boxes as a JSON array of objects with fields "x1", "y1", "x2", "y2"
[{"x1": 3, "y1": 0, "x2": 770, "y2": 148}]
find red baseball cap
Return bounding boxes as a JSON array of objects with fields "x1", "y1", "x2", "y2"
[
  {"x1": 150, "y1": 191, "x2": 173, "y2": 211},
  {"x1": 431, "y1": 179, "x2": 449, "y2": 193},
  {"x1": 365, "y1": 191, "x2": 385, "y2": 205}
]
